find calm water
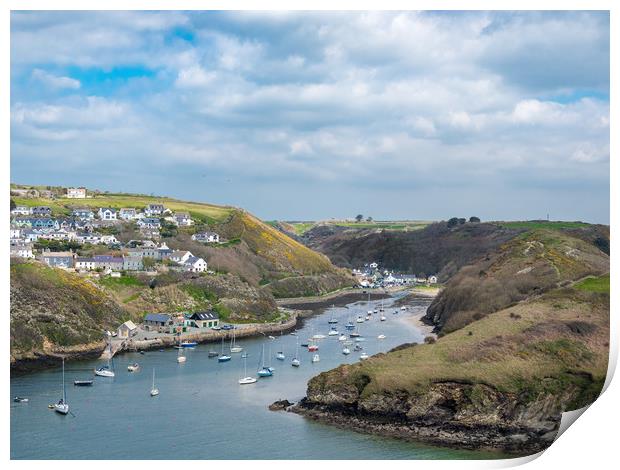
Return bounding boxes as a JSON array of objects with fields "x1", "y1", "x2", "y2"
[{"x1": 11, "y1": 294, "x2": 502, "y2": 460}]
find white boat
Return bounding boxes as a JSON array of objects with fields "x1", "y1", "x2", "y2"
[
  {"x1": 291, "y1": 337, "x2": 301, "y2": 367},
  {"x1": 342, "y1": 346, "x2": 351, "y2": 355},
  {"x1": 276, "y1": 351, "x2": 286, "y2": 361},
  {"x1": 150, "y1": 369, "x2": 159, "y2": 396},
  {"x1": 127, "y1": 362, "x2": 140, "y2": 372},
  {"x1": 312, "y1": 354, "x2": 320, "y2": 363},
  {"x1": 95, "y1": 357, "x2": 115, "y2": 377},
  {"x1": 328, "y1": 329, "x2": 339, "y2": 336},
  {"x1": 239, "y1": 354, "x2": 257, "y2": 384},
  {"x1": 356, "y1": 316, "x2": 364, "y2": 323},
  {"x1": 54, "y1": 358, "x2": 70, "y2": 415},
  {"x1": 177, "y1": 336, "x2": 187, "y2": 363},
  {"x1": 380, "y1": 315, "x2": 387, "y2": 321},
  {"x1": 312, "y1": 334, "x2": 326, "y2": 339},
  {"x1": 230, "y1": 331, "x2": 243, "y2": 353},
  {"x1": 338, "y1": 334, "x2": 347, "y2": 341},
  {"x1": 377, "y1": 334, "x2": 386, "y2": 339},
  {"x1": 360, "y1": 352, "x2": 369, "y2": 360},
  {"x1": 401, "y1": 306, "x2": 406, "y2": 310}
]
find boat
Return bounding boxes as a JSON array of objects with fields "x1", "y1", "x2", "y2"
[
  {"x1": 95, "y1": 357, "x2": 115, "y2": 377},
  {"x1": 354, "y1": 344, "x2": 363, "y2": 351},
  {"x1": 328, "y1": 329, "x2": 339, "y2": 336},
  {"x1": 127, "y1": 362, "x2": 140, "y2": 372},
  {"x1": 307, "y1": 344, "x2": 319, "y2": 352},
  {"x1": 356, "y1": 316, "x2": 364, "y2": 323},
  {"x1": 217, "y1": 337, "x2": 231, "y2": 362},
  {"x1": 208, "y1": 350, "x2": 219, "y2": 358},
  {"x1": 177, "y1": 336, "x2": 187, "y2": 363},
  {"x1": 312, "y1": 354, "x2": 320, "y2": 363},
  {"x1": 239, "y1": 354, "x2": 257, "y2": 385},
  {"x1": 54, "y1": 358, "x2": 70, "y2": 415},
  {"x1": 354, "y1": 337, "x2": 365, "y2": 342},
  {"x1": 257, "y1": 345, "x2": 273, "y2": 377},
  {"x1": 342, "y1": 346, "x2": 351, "y2": 355},
  {"x1": 338, "y1": 334, "x2": 347, "y2": 341},
  {"x1": 377, "y1": 334, "x2": 386, "y2": 339},
  {"x1": 345, "y1": 321, "x2": 355, "y2": 330},
  {"x1": 73, "y1": 380, "x2": 93, "y2": 387},
  {"x1": 276, "y1": 351, "x2": 285, "y2": 361},
  {"x1": 230, "y1": 332, "x2": 243, "y2": 353},
  {"x1": 312, "y1": 334, "x2": 326, "y2": 339},
  {"x1": 360, "y1": 352, "x2": 370, "y2": 360},
  {"x1": 367, "y1": 310, "x2": 373, "y2": 315},
  {"x1": 366, "y1": 314, "x2": 371, "y2": 320},
  {"x1": 350, "y1": 329, "x2": 361, "y2": 337},
  {"x1": 13, "y1": 397, "x2": 28, "y2": 403},
  {"x1": 150, "y1": 369, "x2": 159, "y2": 396},
  {"x1": 401, "y1": 306, "x2": 406, "y2": 310},
  {"x1": 290, "y1": 331, "x2": 298, "y2": 336},
  {"x1": 181, "y1": 341, "x2": 198, "y2": 348},
  {"x1": 241, "y1": 352, "x2": 249, "y2": 358},
  {"x1": 379, "y1": 300, "x2": 384, "y2": 312},
  {"x1": 327, "y1": 318, "x2": 338, "y2": 324},
  {"x1": 393, "y1": 310, "x2": 398, "y2": 314},
  {"x1": 291, "y1": 337, "x2": 301, "y2": 367},
  {"x1": 380, "y1": 315, "x2": 387, "y2": 321},
  {"x1": 300, "y1": 343, "x2": 309, "y2": 348}
]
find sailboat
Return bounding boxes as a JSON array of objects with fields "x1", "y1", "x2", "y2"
[
  {"x1": 54, "y1": 358, "x2": 69, "y2": 415},
  {"x1": 276, "y1": 351, "x2": 285, "y2": 360},
  {"x1": 95, "y1": 357, "x2": 115, "y2": 377},
  {"x1": 380, "y1": 314, "x2": 387, "y2": 321},
  {"x1": 218, "y1": 336, "x2": 231, "y2": 362},
  {"x1": 291, "y1": 337, "x2": 301, "y2": 367},
  {"x1": 342, "y1": 345, "x2": 351, "y2": 355},
  {"x1": 239, "y1": 354, "x2": 257, "y2": 385},
  {"x1": 377, "y1": 334, "x2": 386, "y2": 340},
  {"x1": 150, "y1": 369, "x2": 159, "y2": 396},
  {"x1": 356, "y1": 315, "x2": 365, "y2": 323},
  {"x1": 257, "y1": 344, "x2": 273, "y2": 377},
  {"x1": 360, "y1": 352, "x2": 369, "y2": 360},
  {"x1": 345, "y1": 318, "x2": 355, "y2": 330},
  {"x1": 230, "y1": 331, "x2": 243, "y2": 353},
  {"x1": 312, "y1": 353, "x2": 320, "y2": 363},
  {"x1": 177, "y1": 336, "x2": 187, "y2": 363},
  {"x1": 338, "y1": 334, "x2": 347, "y2": 341},
  {"x1": 328, "y1": 327, "x2": 339, "y2": 336}
]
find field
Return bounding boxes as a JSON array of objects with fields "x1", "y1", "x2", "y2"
[
  {"x1": 285, "y1": 220, "x2": 431, "y2": 235},
  {"x1": 574, "y1": 274, "x2": 610, "y2": 294},
  {"x1": 496, "y1": 220, "x2": 591, "y2": 230}
]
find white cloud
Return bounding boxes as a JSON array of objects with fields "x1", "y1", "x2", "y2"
[{"x1": 31, "y1": 69, "x2": 80, "y2": 89}]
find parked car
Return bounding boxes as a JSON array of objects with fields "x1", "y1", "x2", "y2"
[
  {"x1": 221, "y1": 325, "x2": 233, "y2": 330},
  {"x1": 211, "y1": 326, "x2": 221, "y2": 331}
]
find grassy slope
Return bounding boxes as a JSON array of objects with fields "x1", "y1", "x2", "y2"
[
  {"x1": 316, "y1": 276, "x2": 609, "y2": 409},
  {"x1": 285, "y1": 220, "x2": 431, "y2": 235},
  {"x1": 10, "y1": 260, "x2": 133, "y2": 356}
]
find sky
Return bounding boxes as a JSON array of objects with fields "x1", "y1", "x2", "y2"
[{"x1": 10, "y1": 11, "x2": 610, "y2": 223}]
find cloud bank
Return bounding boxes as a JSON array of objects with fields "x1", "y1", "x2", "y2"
[{"x1": 10, "y1": 11, "x2": 610, "y2": 222}]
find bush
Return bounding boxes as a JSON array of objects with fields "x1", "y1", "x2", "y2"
[{"x1": 424, "y1": 336, "x2": 436, "y2": 344}]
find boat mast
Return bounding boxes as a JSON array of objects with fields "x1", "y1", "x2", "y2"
[{"x1": 62, "y1": 358, "x2": 66, "y2": 403}]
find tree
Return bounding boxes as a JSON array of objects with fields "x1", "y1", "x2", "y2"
[
  {"x1": 10, "y1": 199, "x2": 15, "y2": 211},
  {"x1": 355, "y1": 214, "x2": 364, "y2": 223},
  {"x1": 366, "y1": 216, "x2": 373, "y2": 222},
  {"x1": 458, "y1": 218, "x2": 466, "y2": 225},
  {"x1": 447, "y1": 217, "x2": 459, "y2": 228},
  {"x1": 142, "y1": 257, "x2": 156, "y2": 270},
  {"x1": 469, "y1": 216, "x2": 481, "y2": 223}
]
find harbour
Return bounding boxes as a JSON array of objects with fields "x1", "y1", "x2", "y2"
[{"x1": 10, "y1": 292, "x2": 499, "y2": 460}]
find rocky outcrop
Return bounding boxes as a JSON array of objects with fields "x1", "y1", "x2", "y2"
[
  {"x1": 269, "y1": 399, "x2": 294, "y2": 411},
  {"x1": 292, "y1": 376, "x2": 580, "y2": 455}
]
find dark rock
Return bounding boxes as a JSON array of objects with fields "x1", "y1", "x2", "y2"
[{"x1": 269, "y1": 399, "x2": 294, "y2": 411}]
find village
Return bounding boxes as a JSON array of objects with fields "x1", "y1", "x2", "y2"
[
  {"x1": 351, "y1": 262, "x2": 438, "y2": 289},
  {"x1": 9, "y1": 186, "x2": 220, "y2": 275}
]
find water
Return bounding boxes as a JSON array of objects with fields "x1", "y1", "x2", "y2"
[{"x1": 11, "y1": 294, "x2": 502, "y2": 459}]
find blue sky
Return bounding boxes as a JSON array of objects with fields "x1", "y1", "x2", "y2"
[{"x1": 10, "y1": 11, "x2": 610, "y2": 223}]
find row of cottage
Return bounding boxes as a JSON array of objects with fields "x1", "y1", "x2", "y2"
[
  {"x1": 40, "y1": 243, "x2": 208, "y2": 273},
  {"x1": 117, "y1": 311, "x2": 221, "y2": 338}
]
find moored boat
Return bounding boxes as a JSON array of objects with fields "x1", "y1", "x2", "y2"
[
  {"x1": 54, "y1": 358, "x2": 69, "y2": 415},
  {"x1": 73, "y1": 380, "x2": 93, "y2": 387},
  {"x1": 127, "y1": 362, "x2": 140, "y2": 372}
]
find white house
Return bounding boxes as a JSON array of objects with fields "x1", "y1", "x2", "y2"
[
  {"x1": 182, "y1": 256, "x2": 208, "y2": 273},
  {"x1": 11, "y1": 206, "x2": 31, "y2": 216},
  {"x1": 10, "y1": 227, "x2": 21, "y2": 240},
  {"x1": 101, "y1": 234, "x2": 119, "y2": 245},
  {"x1": 144, "y1": 203, "x2": 165, "y2": 217},
  {"x1": 192, "y1": 232, "x2": 220, "y2": 243},
  {"x1": 98, "y1": 207, "x2": 117, "y2": 220},
  {"x1": 66, "y1": 187, "x2": 87, "y2": 199},
  {"x1": 119, "y1": 208, "x2": 138, "y2": 220},
  {"x1": 117, "y1": 320, "x2": 138, "y2": 338},
  {"x1": 10, "y1": 243, "x2": 35, "y2": 259},
  {"x1": 75, "y1": 257, "x2": 96, "y2": 270},
  {"x1": 428, "y1": 275, "x2": 438, "y2": 284},
  {"x1": 137, "y1": 217, "x2": 161, "y2": 229},
  {"x1": 169, "y1": 250, "x2": 193, "y2": 264},
  {"x1": 173, "y1": 212, "x2": 194, "y2": 226},
  {"x1": 76, "y1": 233, "x2": 102, "y2": 245}
]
